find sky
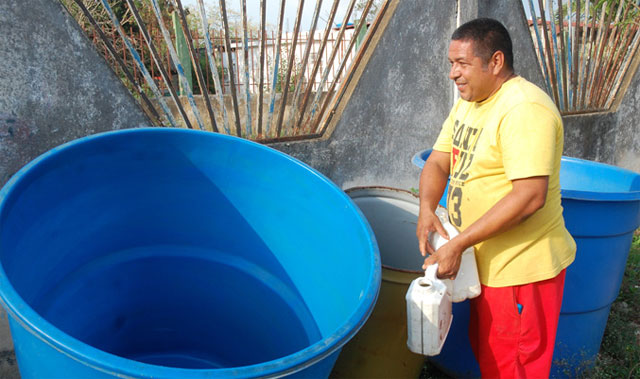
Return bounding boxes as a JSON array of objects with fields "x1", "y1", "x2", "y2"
[{"x1": 180, "y1": 0, "x2": 357, "y2": 32}]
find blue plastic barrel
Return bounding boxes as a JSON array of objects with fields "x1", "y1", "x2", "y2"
[
  {"x1": 0, "y1": 128, "x2": 381, "y2": 378},
  {"x1": 412, "y1": 149, "x2": 640, "y2": 378}
]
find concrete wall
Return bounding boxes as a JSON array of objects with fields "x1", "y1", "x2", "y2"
[{"x1": 0, "y1": 0, "x2": 150, "y2": 187}]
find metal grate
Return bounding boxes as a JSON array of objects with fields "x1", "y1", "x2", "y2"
[
  {"x1": 526, "y1": 0, "x2": 640, "y2": 114},
  {"x1": 62, "y1": 0, "x2": 386, "y2": 140}
]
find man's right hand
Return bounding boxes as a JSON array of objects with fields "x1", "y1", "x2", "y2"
[{"x1": 416, "y1": 210, "x2": 449, "y2": 257}]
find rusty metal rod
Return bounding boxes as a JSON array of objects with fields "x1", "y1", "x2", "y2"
[
  {"x1": 240, "y1": 0, "x2": 253, "y2": 137},
  {"x1": 294, "y1": 0, "x2": 341, "y2": 133},
  {"x1": 73, "y1": 0, "x2": 162, "y2": 125},
  {"x1": 600, "y1": 4, "x2": 635, "y2": 108},
  {"x1": 197, "y1": 0, "x2": 230, "y2": 134},
  {"x1": 149, "y1": 0, "x2": 207, "y2": 130},
  {"x1": 557, "y1": 0, "x2": 568, "y2": 110},
  {"x1": 275, "y1": 0, "x2": 306, "y2": 137},
  {"x1": 579, "y1": 2, "x2": 600, "y2": 110},
  {"x1": 286, "y1": 0, "x2": 323, "y2": 135},
  {"x1": 310, "y1": 0, "x2": 373, "y2": 133},
  {"x1": 265, "y1": 0, "x2": 287, "y2": 137},
  {"x1": 538, "y1": 0, "x2": 561, "y2": 106},
  {"x1": 577, "y1": 0, "x2": 590, "y2": 109},
  {"x1": 548, "y1": 3, "x2": 565, "y2": 110},
  {"x1": 597, "y1": 0, "x2": 630, "y2": 107},
  {"x1": 594, "y1": 1, "x2": 625, "y2": 108},
  {"x1": 101, "y1": 0, "x2": 180, "y2": 127},
  {"x1": 302, "y1": 0, "x2": 358, "y2": 132},
  {"x1": 317, "y1": 0, "x2": 388, "y2": 134},
  {"x1": 582, "y1": 3, "x2": 605, "y2": 110},
  {"x1": 586, "y1": 2, "x2": 611, "y2": 108},
  {"x1": 606, "y1": 25, "x2": 640, "y2": 108},
  {"x1": 257, "y1": 0, "x2": 267, "y2": 136},
  {"x1": 572, "y1": 0, "x2": 581, "y2": 109},
  {"x1": 527, "y1": 0, "x2": 552, "y2": 95},
  {"x1": 592, "y1": 0, "x2": 623, "y2": 108},
  {"x1": 219, "y1": 0, "x2": 243, "y2": 136},
  {"x1": 174, "y1": 0, "x2": 219, "y2": 133}
]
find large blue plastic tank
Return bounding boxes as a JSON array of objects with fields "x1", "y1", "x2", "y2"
[
  {"x1": 412, "y1": 149, "x2": 640, "y2": 377},
  {"x1": 0, "y1": 128, "x2": 381, "y2": 378}
]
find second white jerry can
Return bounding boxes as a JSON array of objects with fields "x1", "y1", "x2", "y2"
[
  {"x1": 406, "y1": 264, "x2": 453, "y2": 356},
  {"x1": 428, "y1": 221, "x2": 481, "y2": 303}
]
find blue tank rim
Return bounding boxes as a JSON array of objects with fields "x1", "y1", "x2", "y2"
[
  {"x1": 0, "y1": 127, "x2": 382, "y2": 378},
  {"x1": 411, "y1": 149, "x2": 640, "y2": 202}
]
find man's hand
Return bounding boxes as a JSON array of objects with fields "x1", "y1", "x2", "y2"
[
  {"x1": 416, "y1": 211, "x2": 449, "y2": 257},
  {"x1": 422, "y1": 237, "x2": 464, "y2": 280}
]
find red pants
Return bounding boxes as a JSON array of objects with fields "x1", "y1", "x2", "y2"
[{"x1": 469, "y1": 270, "x2": 566, "y2": 379}]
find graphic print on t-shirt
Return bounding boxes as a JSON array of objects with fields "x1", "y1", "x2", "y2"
[{"x1": 448, "y1": 120, "x2": 482, "y2": 227}]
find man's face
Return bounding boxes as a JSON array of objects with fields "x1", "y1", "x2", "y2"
[{"x1": 448, "y1": 39, "x2": 497, "y2": 102}]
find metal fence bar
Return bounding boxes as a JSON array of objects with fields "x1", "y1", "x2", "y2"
[
  {"x1": 197, "y1": 0, "x2": 230, "y2": 134},
  {"x1": 606, "y1": 25, "x2": 640, "y2": 108},
  {"x1": 527, "y1": 0, "x2": 552, "y2": 95},
  {"x1": 125, "y1": 1, "x2": 188, "y2": 125},
  {"x1": 537, "y1": 0, "x2": 561, "y2": 106},
  {"x1": 600, "y1": 5, "x2": 635, "y2": 107},
  {"x1": 293, "y1": 0, "x2": 341, "y2": 133},
  {"x1": 595, "y1": 0, "x2": 627, "y2": 107},
  {"x1": 174, "y1": 0, "x2": 219, "y2": 133},
  {"x1": 100, "y1": 0, "x2": 179, "y2": 128},
  {"x1": 240, "y1": 0, "x2": 252, "y2": 137},
  {"x1": 265, "y1": 0, "x2": 287, "y2": 137},
  {"x1": 286, "y1": 0, "x2": 323, "y2": 135},
  {"x1": 585, "y1": 3, "x2": 610, "y2": 109},
  {"x1": 303, "y1": 0, "x2": 358, "y2": 132},
  {"x1": 73, "y1": 0, "x2": 161, "y2": 126},
  {"x1": 149, "y1": 0, "x2": 206, "y2": 130},
  {"x1": 275, "y1": 0, "x2": 305, "y2": 137},
  {"x1": 576, "y1": 0, "x2": 589, "y2": 109},
  {"x1": 257, "y1": 0, "x2": 267, "y2": 136},
  {"x1": 219, "y1": 0, "x2": 242, "y2": 136},
  {"x1": 558, "y1": 0, "x2": 568, "y2": 110},
  {"x1": 571, "y1": 0, "x2": 580, "y2": 109},
  {"x1": 548, "y1": 4, "x2": 565, "y2": 110},
  {"x1": 310, "y1": 0, "x2": 373, "y2": 133},
  {"x1": 581, "y1": 2, "x2": 596, "y2": 109}
]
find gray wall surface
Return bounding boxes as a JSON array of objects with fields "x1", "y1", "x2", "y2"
[{"x1": 0, "y1": 0, "x2": 150, "y2": 187}]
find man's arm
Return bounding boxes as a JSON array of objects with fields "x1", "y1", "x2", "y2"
[
  {"x1": 423, "y1": 175, "x2": 549, "y2": 279},
  {"x1": 416, "y1": 150, "x2": 451, "y2": 257}
]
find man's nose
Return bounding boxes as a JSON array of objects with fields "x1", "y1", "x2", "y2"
[{"x1": 449, "y1": 64, "x2": 459, "y2": 80}]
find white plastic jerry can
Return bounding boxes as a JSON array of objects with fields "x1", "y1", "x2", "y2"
[
  {"x1": 405, "y1": 264, "x2": 453, "y2": 356},
  {"x1": 428, "y1": 222, "x2": 481, "y2": 303}
]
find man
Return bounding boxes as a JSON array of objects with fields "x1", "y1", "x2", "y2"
[{"x1": 416, "y1": 18, "x2": 576, "y2": 378}]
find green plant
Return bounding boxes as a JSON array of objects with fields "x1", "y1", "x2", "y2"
[{"x1": 586, "y1": 232, "x2": 640, "y2": 378}]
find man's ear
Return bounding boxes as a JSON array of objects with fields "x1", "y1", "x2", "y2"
[{"x1": 490, "y1": 50, "x2": 505, "y2": 75}]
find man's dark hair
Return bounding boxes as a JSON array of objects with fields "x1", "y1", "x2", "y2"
[{"x1": 452, "y1": 18, "x2": 514, "y2": 71}]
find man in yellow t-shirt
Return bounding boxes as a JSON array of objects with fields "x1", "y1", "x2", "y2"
[{"x1": 416, "y1": 18, "x2": 576, "y2": 378}]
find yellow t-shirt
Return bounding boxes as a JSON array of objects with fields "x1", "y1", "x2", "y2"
[{"x1": 433, "y1": 76, "x2": 576, "y2": 287}]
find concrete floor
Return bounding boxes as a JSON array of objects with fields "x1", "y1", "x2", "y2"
[{"x1": 0, "y1": 309, "x2": 19, "y2": 378}]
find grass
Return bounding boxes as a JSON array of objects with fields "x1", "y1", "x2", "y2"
[
  {"x1": 586, "y1": 232, "x2": 640, "y2": 378},
  {"x1": 421, "y1": 232, "x2": 640, "y2": 379}
]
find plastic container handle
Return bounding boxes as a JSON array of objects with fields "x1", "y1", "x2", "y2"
[{"x1": 424, "y1": 264, "x2": 447, "y2": 293}]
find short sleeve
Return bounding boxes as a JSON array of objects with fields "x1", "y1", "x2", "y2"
[{"x1": 499, "y1": 103, "x2": 559, "y2": 180}]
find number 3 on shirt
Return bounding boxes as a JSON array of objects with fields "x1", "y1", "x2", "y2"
[{"x1": 448, "y1": 185, "x2": 462, "y2": 227}]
